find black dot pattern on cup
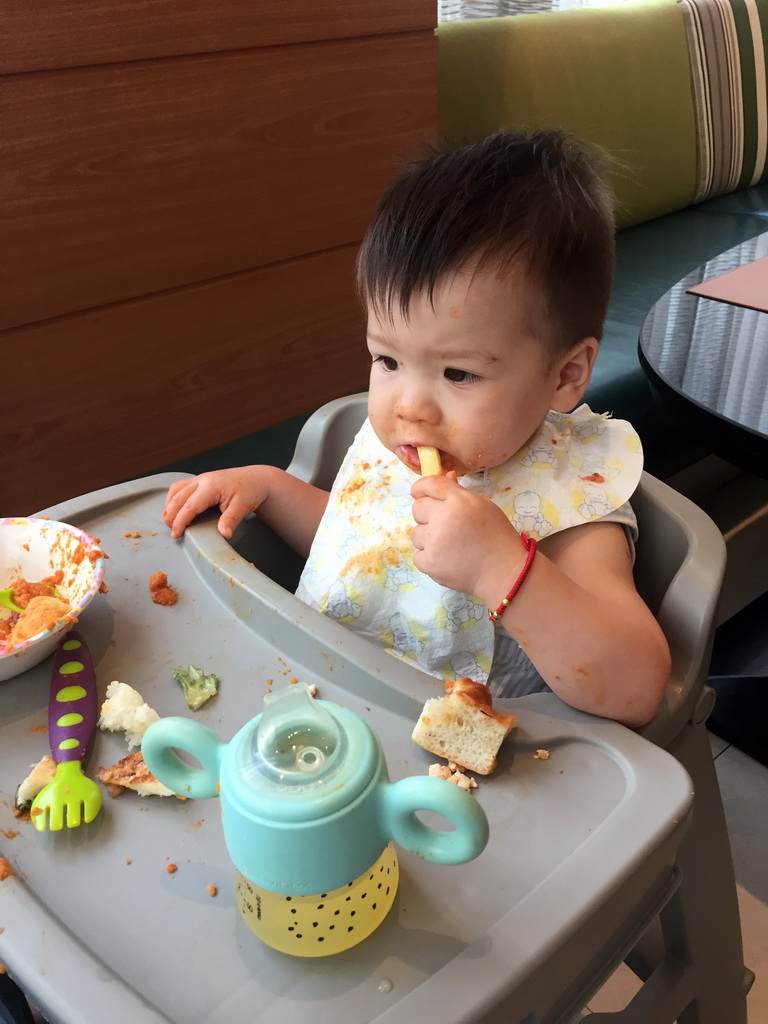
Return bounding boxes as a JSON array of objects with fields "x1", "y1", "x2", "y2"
[{"x1": 237, "y1": 844, "x2": 399, "y2": 955}]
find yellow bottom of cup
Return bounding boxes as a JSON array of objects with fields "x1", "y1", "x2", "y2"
[{"x1": 236, "y1": 843, "x2": 399, "y2": 956}]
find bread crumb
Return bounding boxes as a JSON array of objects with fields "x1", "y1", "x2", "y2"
[
  {"x1": 428, "y1": 762, "x2": 478, "y2": 790},
  {"x1": 125, "y1": 858, "x2": 132, "y2": 865},
  {"x1": 307, "y1": 683, "x2": 318, "y2": 697},
  {"x1": 533, "y1": 749, "x2": 551, "y2": 760},
  {"x1": 207, "y1": 884, "x2": 218, "y2": 897},
  {"x1": 166, "y1": 863, "x2": 178, "y2": 874},
  {"x1": 450, "y1": 772, "x2": 475, "y2": 792},
  {"x1": 2, "y1": 831, "x2": 20, "y2": 841},
  {"x1": 0, "y1": 963, "x2": 6, "y2": 974},
  {"x1": 0, "y1": 858, "x2": 14, "y2": 881}
]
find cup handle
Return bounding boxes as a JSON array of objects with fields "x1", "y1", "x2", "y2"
[
  {"x1": 380, "y1": 776, "x2": 489, "y2": 865},
  {"x1": 141, "y1": 717, "x2": 225, "y2": 798}
]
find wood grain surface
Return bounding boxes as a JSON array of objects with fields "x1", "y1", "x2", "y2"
[
  {"x1": 1, "y1": 0, "x2": 436, "y2": 74},
  {"x1": 5, "y1": 246, "x2": 369, "y2": 513},
  {"x1": 2, "y1": 2, "x2": 436, "y2": 514},
  {"x1": 3, "y1": 33, "x2": 437, "y2": 331}
]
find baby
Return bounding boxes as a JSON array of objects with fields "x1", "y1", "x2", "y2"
[{"x1": 164, "y1": 130, "x2": 670, "y2": 727}]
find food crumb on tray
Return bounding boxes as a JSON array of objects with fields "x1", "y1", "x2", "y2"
[
  {"x1": 166, "y1": 863, "x2": 178, "y2": 874},
  {"x1": 0, "y1": 858, "x2": 15, "y2": 881},
  {"x1": 148, "y1": 571, "x2": 177, "y2": 606},
  {"x1": 428, "y1": 762, "x2": 478, "y2": 791},
  {"x1": 207, "y1": 884, "x2": 218, "y2": 897},
  {"x1": 533, "y1": 748, "x2": 551, "y2": 760}
]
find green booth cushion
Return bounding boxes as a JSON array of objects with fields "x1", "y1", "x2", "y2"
[{"x1": 438, "y1": 0, "x2": 699, "y2": 229}]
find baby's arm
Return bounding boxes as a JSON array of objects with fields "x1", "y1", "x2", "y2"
[
  {"x1": 411, "y1": 475, "x2": 670, "y2": 728},
  {"x1": 163, "y1": 466, "x2": 329, "y2": 557}
]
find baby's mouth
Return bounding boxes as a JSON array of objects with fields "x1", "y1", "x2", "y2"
[
  {"x1": 398, "y1": 444, "x2": 423, "y2": 471},
  {"x1": 398, "y1": 444, "x2": 452, "y2": 474}
]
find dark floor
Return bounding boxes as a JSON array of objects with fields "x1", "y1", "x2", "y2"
[{"x1": 707, "y1": 589, "x2": 768, "y2": 767}]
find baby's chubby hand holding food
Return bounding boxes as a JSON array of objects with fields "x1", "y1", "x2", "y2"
[{"x1": 410, "y1": 472, "x2": 526, "y2": 605}]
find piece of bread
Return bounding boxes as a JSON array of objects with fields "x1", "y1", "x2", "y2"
[
  {"x1": 98, "y1": 750, "x2": 176, "y2": 798},
  {"x1": 98, "y1": 680, "x2": 160, "y2": 749},
  {"x1": 412, "y1": 678, "x2": 517, "y2": 775},
  {"x1": 15, "y1": 754, "x2": 57, "y2": 812}
]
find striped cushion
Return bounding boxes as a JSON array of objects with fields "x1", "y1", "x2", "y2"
[{"x1": 678, "y1": 0, "x2": 768, "y2": 201}]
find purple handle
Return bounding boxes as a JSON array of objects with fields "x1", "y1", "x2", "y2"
[{"x1": 47, "y1": 630, "x2": 98, "y2": 764}]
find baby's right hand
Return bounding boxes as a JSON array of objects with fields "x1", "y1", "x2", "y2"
[{"x1": 163, "y1": 467, "x2": 271, "y2": 539}]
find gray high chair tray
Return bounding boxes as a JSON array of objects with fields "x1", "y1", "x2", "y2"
[{"x1": 0, "y1": 476, "x2": 693, "y2": 1024}]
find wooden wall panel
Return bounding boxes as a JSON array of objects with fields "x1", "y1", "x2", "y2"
[
  {"x1": 1, "y1": 0, "x2": 437, "y2": 74},
  {"x1": 3, "y1": 33, "x2": 437, "y2": 331},
  {"x1": 4, "y1": 246, "x2": 369, "y2": 514},
  {"x1": 2, "y1": 2, "x2": 437, "y2": 515}
]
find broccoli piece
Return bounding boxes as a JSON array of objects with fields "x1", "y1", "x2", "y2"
[{"x1": 171, "y1": 665, "x2": 219, "y2": 711}]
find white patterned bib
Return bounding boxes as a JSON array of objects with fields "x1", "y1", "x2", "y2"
[{"x1": 296, "y1": 406, "x2": 642, "y2": 684}]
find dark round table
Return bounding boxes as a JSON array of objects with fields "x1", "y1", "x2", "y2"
[
  {"x1": 639, "y1": 233, "x2": 768, "y2": 767},
  {"x1": 638, "y1": 233, "x2": 768, "y2": 475}
]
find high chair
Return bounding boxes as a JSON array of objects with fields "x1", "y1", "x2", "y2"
[{"x1": 277, "y1": 392, "x2": 752, "y2": 1024}]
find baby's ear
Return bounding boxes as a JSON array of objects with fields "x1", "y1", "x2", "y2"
[{"x1": 550, "y1": 337, "x2": 598, "y2": 412}]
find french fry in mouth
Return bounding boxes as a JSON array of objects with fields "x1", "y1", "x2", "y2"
[{"x1": 417, "y1": 446, "x2": 443, "y2": 476}]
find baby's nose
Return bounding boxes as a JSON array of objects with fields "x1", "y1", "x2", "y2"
[{"x1": 395, "y1": 386, "x2": 441, "y2": 425}]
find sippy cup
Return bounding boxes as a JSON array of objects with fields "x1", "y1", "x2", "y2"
[{"x1": 142, "y1": 683, "x2": 489, "y2": 956}]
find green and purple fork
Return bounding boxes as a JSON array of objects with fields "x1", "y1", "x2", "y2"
[{"x1": 31, "y1": 630, "x2": 102, "y2": 831}]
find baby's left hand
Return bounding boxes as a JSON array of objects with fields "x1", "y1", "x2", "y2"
[{"x1": 410, "y1": 473, "x2": 522, "y2": 601}]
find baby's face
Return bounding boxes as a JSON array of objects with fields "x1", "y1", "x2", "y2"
[{"x1": 366, "y1": 267, "x2": 567, "y2": 476}]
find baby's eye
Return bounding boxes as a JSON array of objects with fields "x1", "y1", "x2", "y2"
[
  {"x1": 444, "y1": 367, "x2": 480, "y2": 384},
  {"x1": 374, "y1": 355, "x2": 399, "y2": 372}
]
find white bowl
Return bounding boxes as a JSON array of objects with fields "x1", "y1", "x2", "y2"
[{"x1": 0, "y1": 517, "x2": 106, "y2": 681}]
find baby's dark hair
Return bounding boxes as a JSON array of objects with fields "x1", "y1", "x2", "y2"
[{"x1": 357, "y1": 129, "x2": 615, "y2": 355}]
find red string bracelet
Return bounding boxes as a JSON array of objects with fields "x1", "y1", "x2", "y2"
[{"x1": 488, "y1": 532, "x2": 537, "y2": 622}]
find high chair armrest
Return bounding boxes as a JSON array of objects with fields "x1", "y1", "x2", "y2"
[{"x1": 632, "y1": 473, "x2": 726, "y2": 748}]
